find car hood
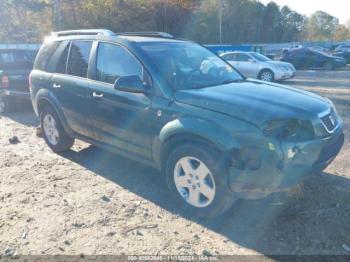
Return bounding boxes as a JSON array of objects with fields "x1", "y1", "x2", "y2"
[{"x1": 174, "y1": 80, "x2": 330, "y2": 126}]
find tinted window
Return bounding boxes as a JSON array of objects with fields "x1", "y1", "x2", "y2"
[
  {"x1": 67, "y1": 41, "x2": 92, "y2": 78},
  {"x1": 0, "y1": 52, "x2": 15, "y2": 63},
  {"x1": 235, "y1": 53, "x2": 250, "y2": 61},
  {"x1": 34, "y1": 41, "x2": 61, "y2": 70},
  {"x1": 55, "y1": 44, "x2": 70, "y2": 74},
  {"x1": 96, "y1": 43, "x2": 142, "y2": 84},
  {"x1": 13, "y1": 50, "x2": 31, "y2": 63},
  {"x1": 222, "y1": 53, "x2": 234, "y2": 60}
]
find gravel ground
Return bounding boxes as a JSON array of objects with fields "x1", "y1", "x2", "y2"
[{"x1": 0, "y1": 70, "x2": 350, "y2": 257}]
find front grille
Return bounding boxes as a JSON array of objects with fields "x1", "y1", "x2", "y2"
[{"x1": 320, "y1": 110, "x2": 338, "y2": 133}]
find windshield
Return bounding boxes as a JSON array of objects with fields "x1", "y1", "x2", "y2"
[
  {"x1": 137, "y1": 41, "x2": 243, "y2": 90},
  {"x1": 249, "y1": 52, "x2": 271, "y2": 62}
]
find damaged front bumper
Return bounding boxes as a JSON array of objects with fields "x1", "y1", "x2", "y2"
[{"x1": 229, "y1": 127, "x2": 344, "y2": 199}]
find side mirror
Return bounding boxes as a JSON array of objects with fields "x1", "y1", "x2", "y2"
[
  {"x1": 114, "y1": 75, "x2": 148, "y2": 94},
  {"x1": 248, "y1": 58, "x2": 256, "y2": 63}
]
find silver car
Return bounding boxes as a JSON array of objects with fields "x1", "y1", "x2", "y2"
[{"x1": 220, "y1": 51, "x2": 296, "y2": 82}]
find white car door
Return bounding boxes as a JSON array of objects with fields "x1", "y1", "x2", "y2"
[{"x1": 233, "y1": 53, "x2": 260, "y2": 78}]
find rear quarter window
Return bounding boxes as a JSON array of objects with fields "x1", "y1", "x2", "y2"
[
  {"x1": 0, "y1": 51, "x2": 15, "y2": 64},
  {"x1": 34, "y1": 41, "x2": 61, "y2": 71},
  {"x1": 66, "y1": 41, "x2": 93, "y2": 78}
]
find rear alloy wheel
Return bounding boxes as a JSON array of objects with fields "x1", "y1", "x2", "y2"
[
  {"x1": 165, "y1": 143, "x2": 236, "y2": 217},
  {"x1": 40, "y1": 106, "x2": 74, "y2": 152},
  {"x1": 259, "y1": 69, "x2": 274, "y2": 82}
]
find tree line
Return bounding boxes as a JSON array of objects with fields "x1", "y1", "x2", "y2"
[{"x1": 1, "y1": 0, "x2": 349, "y2": 44}]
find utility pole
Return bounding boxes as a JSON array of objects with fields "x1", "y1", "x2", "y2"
[
  {"x1": 219, "y1": 0, "x2": 223, "y2": 44},
  {"x1": 53, "y1": 0, "x2": 62, "y2": 31}
]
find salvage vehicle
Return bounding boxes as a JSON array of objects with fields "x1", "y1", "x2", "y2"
[
  {"x1": 220, "y1": 51, "x2": 296, "y2": 82},
  {"x1": 280, "y1": 48, "x2": 346, "y2": 70},
  {"x1": 0, "y1": 49, "x2": 35, "y2": 113},
  {"x1": 30, "y1": 30, "x2": 344, "y2": 217},
  {"x1": 333, "y1": 51, "x2": 350, "y2": 64}
]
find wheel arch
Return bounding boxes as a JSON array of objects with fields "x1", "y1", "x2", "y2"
[
  {"x1": 258, "y1": 68, "x2": 275, "y2": 78},
  {"x1": 153, "y1": 117, "x2": 240, "y2": 170},
  {"x1": 35, "y1": 89, "x2": 74, "y2": 136}
]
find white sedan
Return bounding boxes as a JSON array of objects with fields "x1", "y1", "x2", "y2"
[{"x1": 220, "y1": 51, "x2": 296, "y2": 82}]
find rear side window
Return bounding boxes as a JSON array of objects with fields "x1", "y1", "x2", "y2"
[
  {"x1": 235, "y1": 53, "x2": 250, "y2": 61},
  {"x1": 225, "y1": 54, "x2": 235, "y2": 60},
  {"x1": 67, "y1": 41, "x2": 92, "y2": 78},
  {"x1": 0, "y1": 52, "x2": 15, "y2": 63},
  {"x1": 13, "y1": 50, "x2": 31, "y2": 63},
  {"x1": 96, "y1": 43, "x2": 142, "y2": 84},
  {"x1": 34, "y1": 41, "x2": 61, "y2": 70}
]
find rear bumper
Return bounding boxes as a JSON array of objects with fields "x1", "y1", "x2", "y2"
[
  {"x1": 229, "y1": 128, "x2": 344, "y2": 198},
  {"x1": 0, "y1": 89, "x2": 30, "y2": 99}
]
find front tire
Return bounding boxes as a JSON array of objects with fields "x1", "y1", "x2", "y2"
[
  {"x1": 165, "y1": 143, "x2": 236, "y2": 218},
  {"x1": 258, "y1": 69, "x2": 274, "y2": 82},
  {"x1": 40, "y1": 106, "x2": 74, "y2": 152}
]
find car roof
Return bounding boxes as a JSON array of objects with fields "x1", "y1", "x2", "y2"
[
  {"x1": 117, "y1": 35, "x2": 186, "y2": 43},
  {"x1": 0, "y1": 49, "x2": 30, "y2": 52},
  {"x1": 46, "y1": 30, "x2": 187, "y2": 44}
]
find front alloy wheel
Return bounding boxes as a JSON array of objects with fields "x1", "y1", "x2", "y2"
[
  {"x1": 174, "y1": 156, "x2": 216, "y2": 208},
  {"x1": 259, "y1": 70, "x2": 274, "y2": 82},
  {"x1": 165, "y1": 143, "x2": 236, "y2": 217}
]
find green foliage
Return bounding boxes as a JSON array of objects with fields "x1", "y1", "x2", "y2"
[
  {"x1": 0, "y1": 0, "x2": 349, "y2": 43},
  {"x1": 305, "y1": 11, "x2": 339, "y2": 41}
]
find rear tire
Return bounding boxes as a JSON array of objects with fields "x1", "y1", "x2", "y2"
[
  {"x1": 258, "y1": 69, "x2": 274, "y2": 82},
  {"x1": 0, "y1": 96, "x2": 10, "y2": 113},
  {"x1": 165, "y1": 143, "x2": 236, "y2": 218},
  {"x1": 40, "y1": 106, "x2": 74, "y2": 152}
]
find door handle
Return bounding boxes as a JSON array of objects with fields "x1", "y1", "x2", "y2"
[
  {"x1": 92, "y1": 92, "x2": 104, "y2": 99},
  {"x1": 52, "y1": 83, "x2": 61, "y2": 89}
]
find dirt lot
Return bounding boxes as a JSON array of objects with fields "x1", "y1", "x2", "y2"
[{"x1": 0, "y1": 70, "x2": 350, "y2": 257}]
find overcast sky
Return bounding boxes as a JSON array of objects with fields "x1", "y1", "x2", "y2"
[{"x1": 260, "y1": 0, "x2": 349, "y2": 23}]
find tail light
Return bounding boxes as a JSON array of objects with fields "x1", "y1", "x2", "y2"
[{"x1": 1, "y1": 74, "x2": 9, "y2": 89}]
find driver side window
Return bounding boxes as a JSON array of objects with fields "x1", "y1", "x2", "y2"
[{"x1": 96, "y1": 43, "x2": 143, "y2": 85}]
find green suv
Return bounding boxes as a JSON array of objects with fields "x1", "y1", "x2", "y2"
[{"x1": 30, "y1": 30, "x2": 344, "y2": 217}]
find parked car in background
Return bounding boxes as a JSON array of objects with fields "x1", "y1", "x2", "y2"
[
  {"x1": 281, "y1": 48, "x2": 347, "y2": 70},
  {"x1": 0, "y1": 49, "x2": 35, "y2": 113},
  {"x1": 310, "y1": 46, "x2": 330, "y2": 53},
  {"x1": 30, "y1": 30, "x2": 344, "y2": 217},
  {"x1": 334, "y1": 44, "x2": 350, "y2": 53},
  {"x1": 333, "y1": 51, "x2": 350, "y2": 64},
  {"x1": 220, "y1": 51, "x2": 296, "y2": 82},
  {"x1": 282, "y1": 44, "x2": 303, "y2": 53}
]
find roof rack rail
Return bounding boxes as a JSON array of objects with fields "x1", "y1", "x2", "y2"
[
  {"x1": 118, "y1": 31, "x2": 173, "y2": 38},
  {"x1": 51, "y1": 29, "x2": 115, "y2": 37}
]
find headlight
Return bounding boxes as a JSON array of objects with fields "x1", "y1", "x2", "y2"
[
  {"x1": 324, "y1": 97, "x2": 338, "y2": 114},
  {"x1": 262, "y1": 118, "x2": 314, "y2": 140}
]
